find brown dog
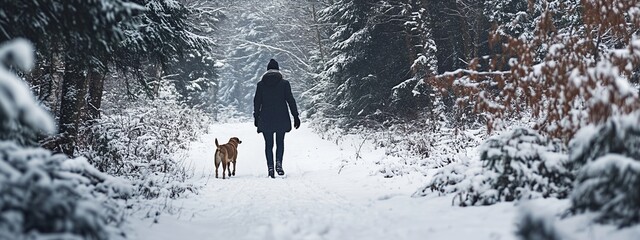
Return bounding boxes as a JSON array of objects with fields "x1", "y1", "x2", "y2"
[{"x1": 214, "y1": 137, "x2": 242, "y2": 179}]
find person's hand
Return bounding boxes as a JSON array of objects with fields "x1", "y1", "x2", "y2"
[{"x1": 294, "y1": 116, "x2": 300, "y2": 129}]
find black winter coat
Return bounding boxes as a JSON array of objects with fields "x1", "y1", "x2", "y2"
[{"x1": 253, "y1": 70, "x2": 299, "y2": 133}]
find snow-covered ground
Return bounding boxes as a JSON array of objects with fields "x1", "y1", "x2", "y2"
[{"x1": 128, "y1": 122, "x2": 640, "y2": 240}]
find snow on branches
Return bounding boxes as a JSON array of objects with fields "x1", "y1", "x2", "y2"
[
  {"x1": 569, "y1": 111, "x2": 640, "y2": 227},
  {"x1": 79, "y1": 95, "x2": 209, "y2": 199},
  {"x1": 0, "y1": 142, "x2": 132, "y2": 240},
  {"x1": 432, "y1": 0, "x2": 640, "y2": 141},
  {"x1": 0, "y1": 39, "x2": 131, "y2": 239},
  {"x1": 0, "y1": 40, "x2": 54, "y2": 137}
]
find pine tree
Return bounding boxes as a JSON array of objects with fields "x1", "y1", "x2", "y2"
[
  {"x1": 483, "y1": 0, "x2": 535, "y2": 38},
  {"x1": 569, "y1": 112, "x2": 640, "y2": 227},
  {"x1": 425, "y1": 0, "x2": 467, "y2": 74},
  {"x1": 389, "y1": 0, "x2": 438, "y2": 118},
  {"x1": 318, "y1": 0, "x2": 413, "y2": 122},
  {"x1": 114, "y1": 0, "x2": 214, "y2": 99},
  {"x1": 0, "y1": 0, "x2": 142, "y2": 154},
  {"x1": 165, "y1": 0, "x2": 222, "y2": 112}
]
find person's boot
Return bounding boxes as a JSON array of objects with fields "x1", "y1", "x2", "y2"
[
  {"x1": 275, "y1": 161, "x2": 285, "y2": 176},
  {"x1": 268, "y1": 168, "x2": 275, "y2": 178}
]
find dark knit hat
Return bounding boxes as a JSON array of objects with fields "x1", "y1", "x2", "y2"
[{"x1": 267, "y1": 59, "x2": 279, "y2": 70}]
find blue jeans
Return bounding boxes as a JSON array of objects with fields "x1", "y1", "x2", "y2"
[{"x1": 263, "y1": 132, "x2": 285, "y2": 170}]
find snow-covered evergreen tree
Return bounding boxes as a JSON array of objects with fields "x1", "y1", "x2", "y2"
[
  {"x1": 115, "y1": 0, "x2": 214, "y2": 98},
  {"x1": 422, "y1": 128, "x2": 573, "y2": 206},
  {"x1": 484, "y1": 0, "x2": 581, "y2": 40},
  {"x1": 168, "y1": 50, "x2": 218, "y2": 110},
  {"x1": 168, "y1": 0, "x2": 224, "y2": 113},
  {"x1": 390, "y1": 1, "x2": 439, "y2": 118},
  {"x1": 317, "y1": 0, "x2": 413, "y2": 122},
  {"x1": 315, "y1": 0, "x2": 371, "y2": 120},
  {"x1": 483, "y1": 0, "x2": 536, "y2": 39},
  {"x1": 569, "y1": 112, "x2": 640, "y2": 227}
]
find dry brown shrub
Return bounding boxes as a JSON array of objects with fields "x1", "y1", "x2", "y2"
[{"x1": 430, "y1": 0, "x2": 640, "y2": 141}]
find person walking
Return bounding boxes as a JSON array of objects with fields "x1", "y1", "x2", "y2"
[{"x1": 253, "y1": 59, "x2": 300, "y2": 178}]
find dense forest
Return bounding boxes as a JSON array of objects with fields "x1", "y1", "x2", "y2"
[{"x1": 1, "y1": 0, "x2": 639, "y2": 239}]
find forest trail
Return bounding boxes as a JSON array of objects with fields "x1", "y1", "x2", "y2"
[{"x1": 129, "y1": 123, "x2": 518, "y2": 240}]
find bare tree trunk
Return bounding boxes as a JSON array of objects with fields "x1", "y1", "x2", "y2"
[
  {"x1": 312, "y1": 2, "x2": 325, "y2": 63},
  {"x1": 87, "y1": 69, "x2": 106, "y2": 120},
  {"x1": 152, "y1": 61, "x2": 163, "y2": 97},
  {"x1": 49, "y1": 49, "x2": 65, "y2": 118},
  {"x1": 58, "y1": 57, "x2": 87, "y2": 156},
  {"x1": 138, "y1": 58, "x2": 162, "y2": 99},
  {"x1": 455, "y1": 2, "x2": 473, "y2": 63}
]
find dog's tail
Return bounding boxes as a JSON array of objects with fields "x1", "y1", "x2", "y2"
[{"x1": 215, "y1": 138, "x2": 219, "y2": 147}]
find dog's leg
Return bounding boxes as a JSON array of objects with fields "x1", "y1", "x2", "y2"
[
  {"x1": 214, "y1": 151, "x2": 220, "y2": 178},
  {"x1": 232, "y1": 160, "x2": 236, "y2": 176},
  {"x1": 222, "y1": 159, "x2": 227, "y2": 179},
  {"x1": 227, "y1": 162, "x2": 232, "y2": 177}
]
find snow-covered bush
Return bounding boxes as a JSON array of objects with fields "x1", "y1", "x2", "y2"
[
  {"x1": 0, "y1": 39, "x2": 131, "y2": 239},
  {"x1": 414, "y1": 157, "x2": 483, "y2": 197},
  {"x1": 371, "y1": 119, "x2": 440, "y2": 177},
  {"x1": 385, "y1": 118, "x2": 482, "y2": 165},
  {"x1": 418, "y1": 128, "x2": 573, "y2": 206},
  {"x1": 0, "y1": 143, "x2": 131, "y2": 240},
  {"x1": 475, "y1": 128, "x2": 572, "y2": 202},
  {"x1": 569, "y1": 112, "x2": 640, "y2": 227},
  {"x1": 79, "y1": 96, "x2": 209, "y2": 199},
  {"x1": 375, "y1": 119, "x2": 484, "y2": 177},
  {"x1": 433, "y1": 0, "x2": 640, "y2": 141}
]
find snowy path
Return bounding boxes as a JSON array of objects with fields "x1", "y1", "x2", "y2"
[{"x1": 129, "y1": 123, "x2": 520, "y2": 240}]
